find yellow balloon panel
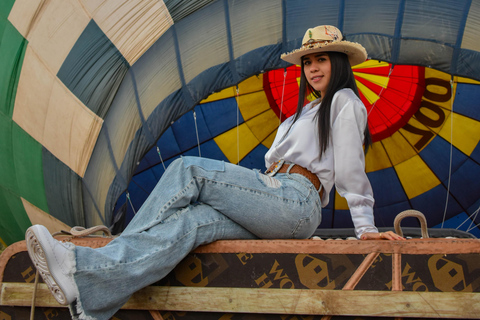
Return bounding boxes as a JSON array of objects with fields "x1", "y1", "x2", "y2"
[
  {"x1": 201, "y1": 86, "x2": 237, "y2": 103},
  {"x1": 354, "y1": 72, "x2": 389, "y2": 100},
  {"x1": 439, "y1": 112, "x2": 480, "y2": 157},
  {"x1": 353, "y1": 60, "x2": 390, "y2": 70},
  {"x1": 414, "y1": 103, "x2": 451, "y2": 136},
  {"x1": 262, "y1": 130, "x2": 277, "y2": 149},
  {"x1": 200, "y1": 74, "x2": 264, "y2": 103},
  {"x1": 245, "y1": 109, "x2": 278, "y2": 143},
  {"x1": 394, "y1": 155, "x2": 441, "y2": 199},
  {"x1": 238, "y1": 91, "x2": 271, "y2": 121},
  {"x1": 355, "y1": 80, "x2": 380, "y2": 105},
  {"x1": 334, "y1": 191, "x2": 349, "y2": 210},
  {"x1": 365, "y1": 141, "x2": 392, "y2": 172},
  {"x1": 214, "y1": 123, "x2": 260, "y2": 164},
  {"x1": 368, "y1": 66, "x2": 456, "y2": 167},
  {"x1": 456, "y1": 76, "x2": 480, "y2": 84},
  {"x1": 398, "y1": 116, "x2": 439, "y2": 152},
  {"x1": 379, "y1": 131, "x2": 418, "y2": 166},
  {"x1": 356, "y1": 70, "x2": 390, "y2": 88},
  {"x1": 237, "y1": 74, "x2": 264, "y2": 95},
  {"x1": 353, "y1": 60, "x2": 390, "y2": 104},
  {"x1": 423, "y1": 68, "x2": 456, "y2": 111},
  {"x1": 357, "y1": 72, "x2": 390, "y2": 89}
]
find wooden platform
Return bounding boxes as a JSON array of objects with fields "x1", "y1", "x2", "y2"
[{"x1": 1, "y1": 236, "x2": 480, "y2": 319}]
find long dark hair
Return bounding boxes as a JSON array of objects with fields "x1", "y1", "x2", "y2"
[{"x1": 290, "y1": 51, "x2": 371, "y2": 157}]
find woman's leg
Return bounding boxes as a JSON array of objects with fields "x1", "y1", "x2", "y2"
[
  {"x1": 31, "y1": 156, "x2": 321, "y2": 319},
  {"x1": 72, "y1": 203, "x2": 256, "y2": 319},
  {"x1": 124, "y1": 156, "x2": 321, "y2": 239}
]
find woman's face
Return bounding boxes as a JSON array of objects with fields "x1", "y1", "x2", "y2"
[{"x1": 302, "y1": 52, "x2": 331, "y2": 98}]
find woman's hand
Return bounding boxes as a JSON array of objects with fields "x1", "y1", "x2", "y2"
[{"x1": 361, "y1": 231, "x2": 406, "y2": 240}]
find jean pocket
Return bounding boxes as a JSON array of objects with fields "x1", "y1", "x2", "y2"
[
  {"x1": 282, "y1": 176, "x2": 315, "y2": 201},
  {"x1": 182, "y1": 156, "x2": 225, "y2": 172},
  {"x1": 293, "y1": 206, "x2": 322, "y2": 239}
]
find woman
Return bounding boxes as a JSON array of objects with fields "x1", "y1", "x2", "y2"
[{"x1": 26, "y1": 25, "x2": 404, "y2": 320}]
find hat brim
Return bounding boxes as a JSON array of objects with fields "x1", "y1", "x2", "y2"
[{"x1": 281, "y1": 41, "x2": 367, "y2": 67}]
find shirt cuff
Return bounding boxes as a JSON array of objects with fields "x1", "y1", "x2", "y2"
[{"x1": 350, "y1": 205, "x2": 378, "y2": 239}]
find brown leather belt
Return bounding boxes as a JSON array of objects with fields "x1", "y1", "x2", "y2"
[{"x1": 265, "y1": 161, "x2": 324, "y2": 198}]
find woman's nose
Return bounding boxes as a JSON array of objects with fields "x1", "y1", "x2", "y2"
[{"x1": 308, "y1": 62, "x2": 318, "y2": 72}]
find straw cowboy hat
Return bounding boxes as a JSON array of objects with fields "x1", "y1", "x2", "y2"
[{"x1": 281, "y1": 25, "x2": 367, "y2": 66}]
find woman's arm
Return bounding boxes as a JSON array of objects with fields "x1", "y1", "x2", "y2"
[
  {"x1": 331, "y1": 91, "x2": 377, "y2": 238},
  {"x1": 331, "y1": 91, "x2": 405, "y2": 240}
]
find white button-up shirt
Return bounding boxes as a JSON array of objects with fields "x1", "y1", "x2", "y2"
[{"x1": 265, "y1": 88, "x2": 377, "y2": 238}]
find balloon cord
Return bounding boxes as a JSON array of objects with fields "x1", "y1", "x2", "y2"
[
  {"x1": 441, "y1": 77, "x2": 454, "y2": 228},
  {"x1": 367, "y1": 64, "x2": 394, "y2": 117},
  {"x1": 467, "y1": 210, "x2": 480, "y2": 232},
  {"x1": 456, "y1": 206, "x2": 480, "y2": 231},
  {"x1": 156, "y1": 146, "x2": 166, "y2": 171},
  {"x1": 30, "y1": 269, "x2": 39, "y2": 320},
  {"x1": 279, "y1": 68, "x2": 287, "y2": 125},
  {"x1": 126, "y1": 192, "x2": 136, "y2": 215},
  {"x1": 193, "y1": 110, "x2": 202, "y2": 157}
]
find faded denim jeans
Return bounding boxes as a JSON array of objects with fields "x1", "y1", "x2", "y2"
[{"x1": 70, "y1": 156, "x2": 322, "y2": 319}]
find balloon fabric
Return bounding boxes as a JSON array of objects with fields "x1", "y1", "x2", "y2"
[{"x1": 1, "y1": 0, "x2": 480, "y2": 246}]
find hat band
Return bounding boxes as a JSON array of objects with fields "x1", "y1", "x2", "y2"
[{"x1": 302, "y1": 39, "x2": 333, "y2": 49}]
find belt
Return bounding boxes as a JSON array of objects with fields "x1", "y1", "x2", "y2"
[{"x1": 265, "y1": 160, "x2": 324, "y2": 198}]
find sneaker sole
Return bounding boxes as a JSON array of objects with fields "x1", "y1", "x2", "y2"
[{"x1": 25, "y1": 228, "x2": 70, "y2": 305}]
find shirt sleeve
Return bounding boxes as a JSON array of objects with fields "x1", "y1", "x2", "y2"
[{"x1": 331, "y1": 92, "x2": 378, "y2": 238}]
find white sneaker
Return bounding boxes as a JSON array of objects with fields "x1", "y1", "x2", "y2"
[{"x1": 25, "y1": 225, "x2": 78, "y2": 305}]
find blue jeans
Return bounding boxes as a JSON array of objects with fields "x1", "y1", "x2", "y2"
[{"x1": 71, "y1": 157, "x2": 322, "y2": 319}]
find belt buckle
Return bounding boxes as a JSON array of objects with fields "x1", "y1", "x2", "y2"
[{"x1": 266, "y1": 159, "x2": 284, "y2": 177}]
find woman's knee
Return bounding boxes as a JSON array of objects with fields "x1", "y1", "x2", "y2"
[{"x1": 166, "y1": 157, "x2": 187, "y2": 174}]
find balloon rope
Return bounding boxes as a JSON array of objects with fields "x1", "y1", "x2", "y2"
[
  {"x1": 236, "y1": 86, "x2": 240, "y2": 165},
  {"x1": 193, "y1": 110, "x2": 202, "y2": 157},
  {"x1": 456, "y1": 206, "x2": 480, "y2": 231},
  {"x1": 126, "y1": 192, "x2": 136, "y2": 215},
  {"x1": 30, "y1": 269, "x2": 40, "y2": 320},
  {"x1": 441, "y1": 77, "x2": 454, "y2": 228},
  {"x1": 367, "y1": 64, "x2": 394, "y2": 117},
  {"x1": 467, "y1": 210, "x2": 480, "y2": 232},
  {"x1": 279, "y1": 68, "x2": 287, "y2": 125},
  {"x1": 156, "y1": 146, "x2": 166, "y2": 171}
]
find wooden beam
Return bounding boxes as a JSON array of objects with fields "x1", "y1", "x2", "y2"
[
  {"x1": 343, "y1": 252, "x2": 379, "y2": 290},
  {"x1": 194, "y1": 238, "x2": 480, "y2": 255},
  {"x1": 2, "y1": 282, "x2": 479, "y2": 319},
  {"x1": 392, "y1": 253, "x2": 402, "y2": 291}
]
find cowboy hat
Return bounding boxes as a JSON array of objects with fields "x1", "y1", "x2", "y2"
[{"x1": 281, "y1": 25, "x2": 367, "y2": 66}]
